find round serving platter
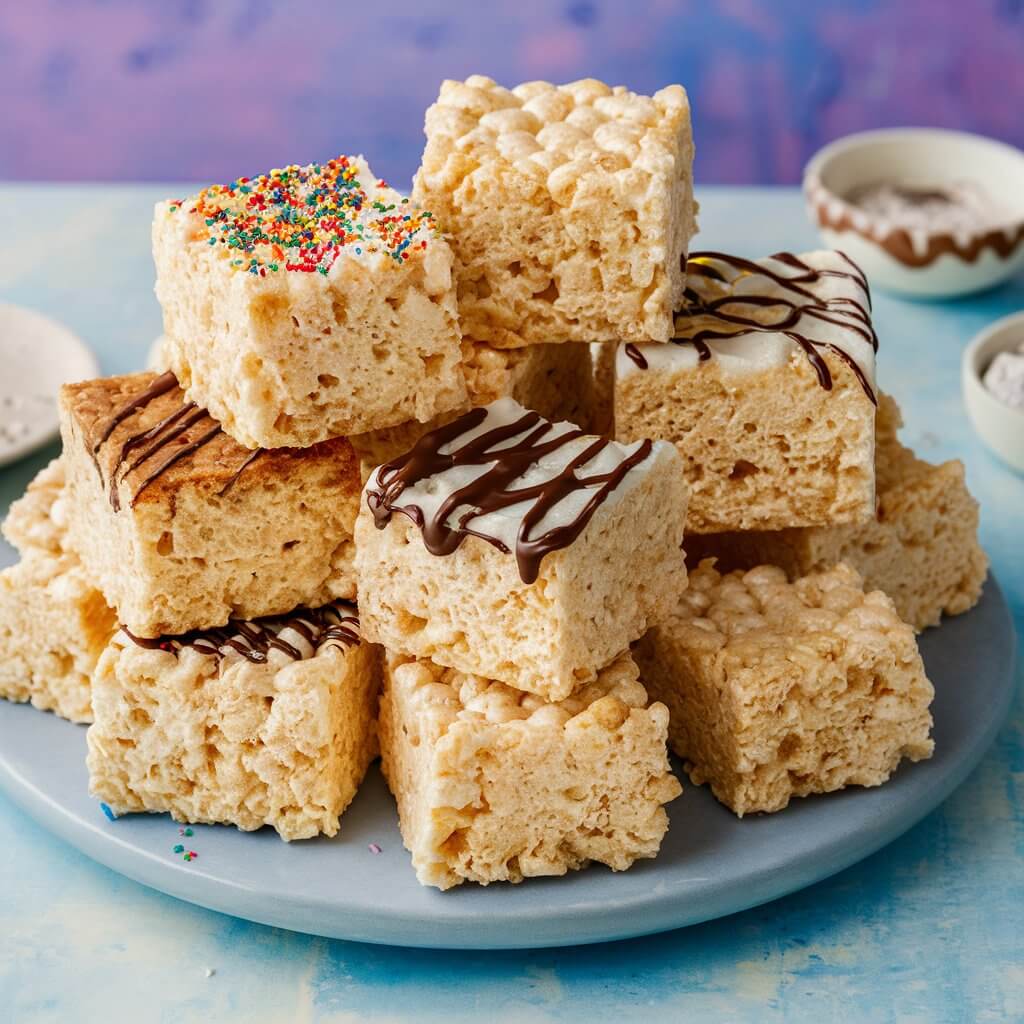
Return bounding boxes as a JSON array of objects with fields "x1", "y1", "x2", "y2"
[{"x1": 0, "y1": 575, "x2": 1015, "y2": 950}]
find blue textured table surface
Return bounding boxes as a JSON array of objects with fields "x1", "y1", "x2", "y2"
[{"x1": 0, "y1": 186, "x2": 1021, "y2": 1023}]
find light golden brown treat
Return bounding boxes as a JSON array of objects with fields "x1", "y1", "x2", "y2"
[
  {"x1": 686, "y1": 395, "x2": 987, "y2": 630},
  {"x1": 635, "y1": 561, "x2": 934, "y2": 816},
  {"x1": 413, "y1": 76, "x2": 697, "y2": 347},
  {"x1": 153, "y1": 155, "x2": 465, "y2": 448},
  {"x1": 349, "y1": 338, "x2": 596, "y2": 479},
  {"x1": 0, "y1": 553, "x2": 115, "y2": 723},
  {"x1": 2, "y1": 457, "x2": 71, "y2": 556},
  {"x1": 380, "y1": 651, "x2": 681, "y2": 889},
  {"x1": 1, "y1": 458, "x2": 114, "y2": 722},
  {"x1": 616, "y1": 251, "x2": 878, "y2": 533},
  {"x1": 356, "y1": 399, "x2": 688, "y2": 701},
  {"x1": 59, "y1": 372, "x2": 361, "y2": 638},
  {"x1": 87, "y1": 602, "x2": 377, "y2": 840}
]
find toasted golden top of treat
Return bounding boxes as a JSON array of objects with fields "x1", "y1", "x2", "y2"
[{"x1": 60, "y1": 371, "x2": 358, "y2": 510}]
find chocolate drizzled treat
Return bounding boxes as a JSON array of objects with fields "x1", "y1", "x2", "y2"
[
  {"x1": 356, "y1": 398, "x2": 688, "y2": 702},
  {"x1": 88, "y1": 600, "x2": 378, "y2": 842},
  {"x1": 153, "y1": 155, "x2": 466, "y2": 449},
  {"x1": 685, "y1": 394, "x2": 988, "y2": 631},
  {"x1": 380, "y1": 651, "x2": 681, "y2": 889},
  {"x1": 59, "y1": 371, "x2": 362, "y2": 639},
  {"x1": 636, "y1": 561, "x2": 934, "y2": 816},
  {"x1": 367, "y1": 404, "x2": 655, "y2": 584},
  {"x1": 1, "y1": 459, "x2": 115, "y2": 723},
  {"x1": 616, "y1": 249, "x2": 877, "y2": 534},
  {"x1": 413, "y1": 76, "x2": 697, "y2": 347}
]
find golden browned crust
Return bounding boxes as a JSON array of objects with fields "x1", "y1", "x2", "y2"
[{"x1": 60, "y1": 373, "x2": 359, "y2": 510}]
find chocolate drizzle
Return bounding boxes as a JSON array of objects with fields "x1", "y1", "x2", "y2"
[
  {"x1": 366, "y1": 402, "x2": 655, "y2": 584},
  {"x1": 127, "y1": 422, "x2": 225, "y2": 507},
  {"x1": 218, "y1": 448, "x2": 264, "y2": 497},
  {"x1": 91, "y1": 372, "x2": 264, "y2": 510},
  {"x1": 92, "y1": 371, "x2": 179, "y2": 456},
  {"x1": 623, "y1": 343, "x2": 648, "y2": 370},
  {"x1": 124, "y1": 600, "x2": 359, "y2": 664},
  {"x1": 628, "y1": 251, "x2": 878, "y2": 404}
]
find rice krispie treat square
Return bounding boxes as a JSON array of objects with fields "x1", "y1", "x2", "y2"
[
  {"x1": 635, "y1": 561, "x2": 934, "y2": 816},
  {"x1": 685, "y1": 395, "x2": 987, "y2": 630},
  {"x1": 60, "y1": 372, "x2": 361, "y2": 638},
  {"x1": 0, "y1": 552, "x2": 115, "y2": 723},
  {"x1": 1, "y1": 458, "x2": 114, "y2": 722},
  {"x1": 356, "y1": 398, "x2": 688, "y2": 701},
  {"x1": 2, "y1": 457, "x2": 71, "y2": 556},
  {"x1": 413, "y1": 76, "x2": 697, "y2": 347},
  {"x1": 616, "y1": 250, "x2": 878, "y2": 533},
  {"x1": 349, "y1": 338, "x2": 596, "y2": 478},
  {"x1": 380, "y1": 651, "x2": 681, "y2": 889},
  {"x1": 88, "y1": 601, "x2": 377, "y2": 841},
  {"x1": 153, "y1": 155, "x2": 465, "y2": 448}
]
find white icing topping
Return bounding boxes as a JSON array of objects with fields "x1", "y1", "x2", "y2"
[
  {"x1": 617, "y1": 250, "x2": 876, "y2": 390},
  {"x1": 367, "y1": 397, "x2": 660, "y2": 552}
]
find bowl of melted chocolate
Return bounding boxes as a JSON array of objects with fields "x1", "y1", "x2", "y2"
[{"x1": 804, "y1": 128, "x2": 1024, "y2": 297}]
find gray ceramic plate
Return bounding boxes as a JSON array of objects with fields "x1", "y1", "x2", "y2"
[{"x1": 0, "y1": 578, "x2": 1016, "y2": 950}]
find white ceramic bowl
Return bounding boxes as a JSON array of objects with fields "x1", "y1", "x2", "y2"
[
  {"x1": 962, "y1": 311, "x2": 1024, "y2": 472},
  {"x1": 804, "y1": 128, "x2": 1024, "y2": 297}
]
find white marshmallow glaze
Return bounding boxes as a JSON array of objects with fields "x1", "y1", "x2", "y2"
[{"x1": 617, "y1": 250, "x2": 877, "y2": 389}]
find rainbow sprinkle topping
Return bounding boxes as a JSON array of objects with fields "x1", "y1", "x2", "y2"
[{"x1": 169, "y1": 155, "x2": 436, "y2": 277}]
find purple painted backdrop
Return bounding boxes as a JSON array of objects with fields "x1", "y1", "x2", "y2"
[{"x1": 2, "y1": 1, "x2": 1022, "y2": 187}]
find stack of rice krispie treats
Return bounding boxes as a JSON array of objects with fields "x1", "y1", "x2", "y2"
[
  {"x1": 0, "y1": 72, "x2": 986, "y2": 887},
  {"x1": 358, "y1": 398, "x2": 689, "y2": 887},
  {"x1": 609, "y1": 248, "x2": 984, "y2": 813},
  {"x1": 0, "y1": 76, "x2": 699, "y2": 886}
]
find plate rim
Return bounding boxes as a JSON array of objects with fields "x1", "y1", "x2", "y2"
[
  {"x1": 0, "y1": 300, "x2": 100, "y2": 467},
  {"x1": 0, "y1": 576, "x2": 1017, "y2": 950}
]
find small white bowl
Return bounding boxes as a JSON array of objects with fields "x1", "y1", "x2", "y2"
[
  {"x1": 962, "y1": 311, "x2": 1024, "y2": 472},
  {"x1": 804, "y1": 128, "x2": 1024, "y2": 297}
]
